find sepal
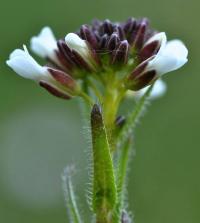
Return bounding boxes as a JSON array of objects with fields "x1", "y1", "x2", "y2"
[{"x1": 39, "y1": 81, "x2": 71, "y2": 100}]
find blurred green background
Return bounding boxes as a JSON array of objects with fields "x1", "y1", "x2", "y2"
[{"x1": 0, "y1": 0, "x2": 199, "y2": 222}]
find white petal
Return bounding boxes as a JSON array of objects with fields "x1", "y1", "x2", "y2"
[
  {"x1": 30, "y1": 27, "x2": 58, "y2": 62},
  {"x1": 7, "y1": 46, "x2": 48, "y2": 81},
  {"x1": 147, "y1": 39, "x2": 188, "y2": 75},
  {"x1": 163, "y1": 40, "x2": 188, "y2": 69},
  {"x1": 65, "y1": 33, "x2": 90, "y2": 58},
  {"x1": 137, "y1": 79, "x2": 167, "y2": 99},
  {"x1": 9, "y1": 49, "x2": 27, "y2": 59}
]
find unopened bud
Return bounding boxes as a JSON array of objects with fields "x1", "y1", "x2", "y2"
[
  {"x1": 39, "y1": 81, "x2": 71, "y2": 99},
  {"x1": 107, "y1": 33, "x2": 120, "y2": 51},
  {"x1": 112, "y1": 40, "x2": 129, "y2": 64},
  {"x1": 80, "y1": 25, "x2": 98, "y2": 49},
  {"x1": 133, "y1": 18, "x2": 149, "y2": 49},
  {"x1": 48, "y1": 68, "x2": 77, "y2": 92},
  {"x1": 102, "y1": 19, "x2": 113, "y2": 35}
]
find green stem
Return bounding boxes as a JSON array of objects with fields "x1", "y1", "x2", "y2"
[
  {"x1": 80, "y1": 92, "x2": 94, "y2": 107},
  {"x1": 103, "y1": 78, "x2": 126, "y2": 152},
  {"x1": 87, "y1": 79, "x2": 103, "y2": 103}
]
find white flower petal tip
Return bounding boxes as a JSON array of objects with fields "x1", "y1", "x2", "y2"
[
  {"x1": 138, "y1": 79, "x2": 167, "y2": 100},
  {"x1": 164, "y1": 40, "x2": 188, "y2": 67},
  {"x1": 6, "y1": 46, "x2": 48, "y2": 81},
  {"x1": 147, "y1": 38, "x2": 188, "y2": 76},
  {"x1": 30, "y1": 27, "x2": 58, "y2": 61},
  {"x1": 65, "y1": 33, "x2": 90, "y2": 57},
  {"x1": 145, "y1": 32, "x2": 167, "y2": 47}
]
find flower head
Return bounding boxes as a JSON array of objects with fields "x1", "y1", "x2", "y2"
[{"x1": 6, "y1": 18, "x2": 188, "y2": 102}]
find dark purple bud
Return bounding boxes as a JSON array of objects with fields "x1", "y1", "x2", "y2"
[
  {"x1": 114, "y1": 25, "x2": 126, "y2": 40},
  {"x1": 128, "y1": 58, "x2": 157, "y2": 90},
  {"x1": 133, "y1": 18, "x2": 149, "y2": 49},
  {"x1": 99, "y1": 34, "x2": 109, "y2": 49},
  {"x1": 71, "y1": 50, "x2": 93, "y2": 72},
  {"x1": 39, "y1": 81, "x2": 71, "y2": 100},
  {"x1": 133, "y1": 70, "x2": 157, "y2": 90},
  {"x1": 57, "y1": 40, "x2": 75, "y2": 67},
  {"x1": 55, "y1": 51, "x2": 73, "y2": 71},
  {"x1": 48, "y1": 68, "x2": 77, "y2": 91},
  {"x1": 94, "y1": 31, "x2": 101, "y2": 42},
  {"x1": 102, "y1": 19, "x2": 114, "y2": 35},
  {"x1": 129, "y1": 60, "x2": 148, "y2": 80},
  {"x1": 139, "y1": 40, "x2": 160, "y2": 62},
  {"x1": 123, "y1": 17, "x2": 137, "y2": 35},
  {"x1": 107, "y1": 33, "x2": 120, "y2": 51},
  {"x1": 80, "y1": 25, "x2": 98, "y2": 49},
  {"x1": 112, "y1": 40, "x2": 129, "y2": 64}
]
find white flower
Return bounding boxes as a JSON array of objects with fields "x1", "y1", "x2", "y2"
[
  {"x1": 6, "y1": 45, "x2": 76, "y2": 99},
  {"x1": 65, "y1": 33, "x2": 90, "y2": 59},
  {"x1": 6, "y1": 45, "x2": 51, "y2": 82},
  {"x1": 137, "y1": 79, "x2": 167, "y2": 99},
  {"x1": 30, "y1": 27, "x2": 60, "y2": 64},
  {"x1": 145, "y1": 32, "x2": 188, "y2": 75}
]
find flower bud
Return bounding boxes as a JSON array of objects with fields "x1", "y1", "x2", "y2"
[
  {"x1": 113, "y1": 25, "x2": 126, "y2": 40},
  {"x1": 111, "y1": 40, "x2": 129, "y2": 64},
  {"x1": 102, "y1": 19, "x2": 113, "y2": 35},
  {"x1": 99, "y1": 34, "x2": 109, "y2": 49},
  {"x1": 80, "y1": 25, "x2": 98, "y2": 49},
  {"x1": 123, "y1": 18, "x2": 136, "y2": 36},
  {"x1": 39, "y1": 81, "x2": 71, "y2": 99},
  {"x1": 107, "y1": 33, "x2": 120, "y2": 51},
  {"x1": 65, "y1": 33, "x2": 98, "y2": 71},
  {"x1": 48, "y1": 68, "x2": 77, "y2": 92},
  {"x1": 127, "y1": 59, "x2": 157, "y2": 90},
  {"x1": 132, "y1": 18, "x2": 149, "y2": 49},
  {"x1": 139, "y1": 32, "x2": 166, "y2": 62},
  {"x1": 57, "y1": 40, "x2": 75, "y2": 70}
]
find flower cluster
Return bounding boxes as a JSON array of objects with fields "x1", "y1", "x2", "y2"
[{"x1": 7, "y1": 18, "x2": 188, "y2": 101}]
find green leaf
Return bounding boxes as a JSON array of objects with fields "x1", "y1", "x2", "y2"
[
  {"x1": 62, "y1": 166, "x2": 83, "y2": 223},
  {"x1": 117, "y1": 84, "x2": 154, "y2": 150},
  {"x1": 91, "y1": 104, "x2": 117, "y2": 222}
]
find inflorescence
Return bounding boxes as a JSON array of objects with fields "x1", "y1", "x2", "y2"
[{"x1": 7, "y1": 18, "x2": 188, "y2": 102}]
